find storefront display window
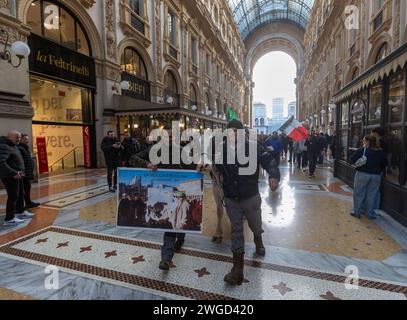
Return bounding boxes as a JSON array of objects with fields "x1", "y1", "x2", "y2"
[
  {"x1": 32, "y1": 124, "x2": 84, "y2": 170},
  {"x1": 31, "y1": 77, "x2": 92, "y2": 125},
  {"x1": 369, "y1": 83, "x2": 382, "y2": 125},
  {"x1": 340, "y1": 101, "x2": 349, "y2": 161},
  {"x1": 388, "y1": 70, "x2": 405, "y2": 124},
  {"x1": 350, "y1": 99, "x2": 366, "y2": 159},
  {"x1": 385, "y1": 128, "x2": 403, "y2": 185}
]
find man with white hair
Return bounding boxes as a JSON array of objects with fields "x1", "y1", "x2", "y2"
[{"x1": 0, "y1": 130, "x2": 35, "y2": 226}]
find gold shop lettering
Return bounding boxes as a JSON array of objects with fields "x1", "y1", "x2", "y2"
[
  {"x1": 128, "y1": 81, "x2": 146, "y2": 96},
  {"x1": 36, "y1": 50, "x2": 90, "y2": 77}
]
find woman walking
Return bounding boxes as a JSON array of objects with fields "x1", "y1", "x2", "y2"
[{"x1": 350, "y1": 135, "x2": 387, "y2": 220}]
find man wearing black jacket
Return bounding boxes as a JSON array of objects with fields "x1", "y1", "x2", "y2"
[
  {"x1": 305, "y1": 131, "x2": 321, "y2": 178},
  {"x1": 215, "y1": 120, "x2": 280, "y2": 285},
  {"x1": 0, "y1": 131, "x2": 34, "y2": 225},
  {"x1": 18, "y1": 134, "x2": 40, "y2": 209},
  {"x1": 101, "y1": 131, "x2": 122, "y2": 192},
  {"x1": 128, "y1": 126, "x2": 197, "y2": 271}
]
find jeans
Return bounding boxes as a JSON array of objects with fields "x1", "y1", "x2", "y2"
[
  {"x1": 1, "y1": 178, "x2": 25, "y2": 221},
  {"x1": 224, "y1": 195, "x2": 263, "y2": 254},
  {"x1": 161, "y1": 232, "x2": 185, "y2": 262},
  {"x1": 308, "y1": 153, "x2": 318, "y2": 175},
  {"x1": 353, "y1": 171, "x2": 382, "y2": 218},
  {"x1": 107, "y1": 165, "x2": 118, "y2": 188}
]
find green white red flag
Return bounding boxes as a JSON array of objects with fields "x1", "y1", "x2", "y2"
[{"x1": 278, "y1": 116, "x2": 309, "y2": 142}]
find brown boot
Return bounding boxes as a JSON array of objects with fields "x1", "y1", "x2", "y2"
[
  {"x1": 224, "y1": 253, "x2": 244, "y2": 285},
  {"x1": 254, "y1": 235, "x2": 266, "y2": 257}
]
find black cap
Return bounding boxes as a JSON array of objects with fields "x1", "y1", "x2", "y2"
[{"x1": 227, "y1": 119, "x2": 244, "y2": 130}]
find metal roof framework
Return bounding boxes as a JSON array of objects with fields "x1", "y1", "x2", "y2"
[{"x1": 227, "y1": 0, "x2": 314, "y2": 40}]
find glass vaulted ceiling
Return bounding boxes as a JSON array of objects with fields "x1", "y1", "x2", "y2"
[{"x1": 227, "y1": 0, "x2": 314, "y2": 40}]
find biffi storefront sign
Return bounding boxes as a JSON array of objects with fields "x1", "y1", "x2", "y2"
[
  {"x1": 28, "y1": 34, "x2": 96, "y2": 89},
  {"x1": 121, "y1": 72, "x2": 151, "y2": 101}
]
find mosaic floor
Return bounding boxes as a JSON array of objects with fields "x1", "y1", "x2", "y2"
[{"x1": 0, "y1": 165, "x2": 406, "y2": 300}]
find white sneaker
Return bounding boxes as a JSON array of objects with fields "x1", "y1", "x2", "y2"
[
  {"x1": 17, "y1": 211, "x2": 35, "y2": 219},
  {"x1": 4, "y1": 217, "x2": 26, "y2": 225}
]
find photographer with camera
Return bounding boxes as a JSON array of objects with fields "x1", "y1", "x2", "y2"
[
  {"x1": 101, "y1": 130, "x2": 123, "y2": 192},
  {"x1": 0, "y1": 130, "x2": 35, "y2": 226}
]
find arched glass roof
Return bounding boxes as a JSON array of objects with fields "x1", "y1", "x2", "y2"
[{"x1": 227, "y1": 0, "x2": 314, "y2": 40}]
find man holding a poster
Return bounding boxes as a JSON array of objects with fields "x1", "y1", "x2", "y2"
[
  {"x1": 128, "y1": 126, "x2": 198, "y2": 271},
  {"x1": 216, "y1": 120, "x2": 281, "y2": 286}
]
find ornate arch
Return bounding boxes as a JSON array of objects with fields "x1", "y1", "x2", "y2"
[
  {"x1": 346, "y1": 61, "x2": 361, "y2": 84},
  {"x1": 162, "y1": 64, "x2": 183, "y2": 93},
  {"x1": 367, "y1": 33, "x2": 392, "y2": 68},
  {"x1": 118, "y1": 38, "x2": 155, "y2": 82},
  {"x1": 18, "y1": 0, "x2": 103, "y2": 59},
  {"x1": 187, "y1": 80, "x2": 201, "y2": 110}
]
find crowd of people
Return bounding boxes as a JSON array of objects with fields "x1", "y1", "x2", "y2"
[
  {"x1": 102, "y1": 121, "x2": 280, "y2": 285},
  {"x1": 258, "y1": 130, "x2": 336, "y2": 178},
  {"x1": 0, "y1": 121, "x2": 390, "y2": 286},
  {"x1": 0, "y1": 131, "x2": 39, "y2": 226}
]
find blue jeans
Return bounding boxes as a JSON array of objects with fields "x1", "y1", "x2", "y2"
[
  {"x1": 353, "y1": 171, "x2": 381, "y2": 218},
  {"x1": 161, "y1": 232, "x2": 185, "y2": 262}
]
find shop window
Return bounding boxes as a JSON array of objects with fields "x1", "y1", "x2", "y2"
[
  {"x1": 388, "y1": 70, "x2": 405, "y2": 124},
  {"x1": 30, "y1": 76, "x2": 92, "y2": 125},
  {"x1": 350, "y1": 99, "x2": 366, "y2": 159},
  {"x1": 27, "y1": 0, "x2": 91, "y2": 56},
  {"x1": 340, "y1": 102, "x2": 349, "y2": 161},
  {"x1": 341, "y1": 101, "x2": 349, "y2": 127},
  {"x1": 369, "y1": 83, "x2": 383, "y2": 125},
  {"x1": 385, "y1": 128, "x2": 404, "y2": 185},
  {"x1": 120, "y1": 48, "x2": 148, "y2": 80}
]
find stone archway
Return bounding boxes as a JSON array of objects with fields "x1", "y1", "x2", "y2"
[
  {"x1": 244, "y1": 22, "x2": 304, "y2": 80},
  {"x1": 243, "y1": 22, "x2": 305, "y2": 126}
]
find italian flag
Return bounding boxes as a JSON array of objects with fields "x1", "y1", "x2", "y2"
[{"x1": 279, "y1": 116, "x2": 309, "y2": 142}]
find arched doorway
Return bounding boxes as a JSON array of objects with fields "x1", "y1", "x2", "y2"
[{"x1": 26, "y1": 0, "x2": 97, "y2": 172}]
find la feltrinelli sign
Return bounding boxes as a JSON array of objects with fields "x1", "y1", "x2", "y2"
[{"x1": 28, "y1": 34, "x2": 96, "y2": 89}]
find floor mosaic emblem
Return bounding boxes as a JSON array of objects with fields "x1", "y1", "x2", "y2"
[{"x1": 0, "y1": 227, "x2": 406, "y2": 300}]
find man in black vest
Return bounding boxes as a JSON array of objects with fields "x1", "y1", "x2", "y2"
[{"x1": 216, "y1": 120, "x2": 280, "y2": 285}]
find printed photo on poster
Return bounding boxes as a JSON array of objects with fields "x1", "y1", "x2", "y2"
[
  {"x1": 66, "y1": 109, "x2": 82, "y2": 122},
  {"x1": 117, "y1": 168, "x2": 204, "y2": 234}
]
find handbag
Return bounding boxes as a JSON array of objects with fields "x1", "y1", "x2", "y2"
[{"x1": 354, "y1": 148, "x2": 367, "y2": 168}]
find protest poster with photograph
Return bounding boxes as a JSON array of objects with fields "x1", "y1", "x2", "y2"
[{"x1": 116, "y1": 168, "x2": 204, "y2": 234}]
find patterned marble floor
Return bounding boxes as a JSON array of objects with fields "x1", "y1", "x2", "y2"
[{"x1": 0, "y1": 164, "x2": 406, "y2": 300}]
